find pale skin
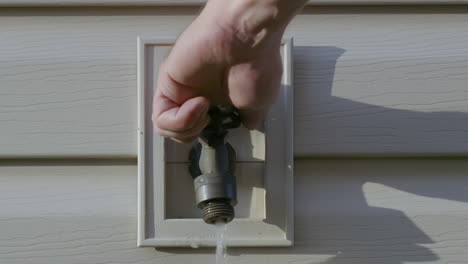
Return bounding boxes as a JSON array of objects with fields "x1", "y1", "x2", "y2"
[{"x1": 152, "y1": 0, "x2": 308, "y2": 143}]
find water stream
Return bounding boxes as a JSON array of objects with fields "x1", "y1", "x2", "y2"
[{"x1": 215, "y1": 221, "x2": 227, "y2": 264}]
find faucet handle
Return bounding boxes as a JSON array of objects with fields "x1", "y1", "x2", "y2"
[
  {"x1": 200, "y1": 105, "x2": 240, "y2": 147},
  {"x1": 215, "y1": 105, "x2": 241, "y2": 129}
]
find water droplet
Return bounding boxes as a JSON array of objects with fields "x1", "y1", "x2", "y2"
[{"x1": 190, "y1": 242, "x2": 199, "y2": 249}]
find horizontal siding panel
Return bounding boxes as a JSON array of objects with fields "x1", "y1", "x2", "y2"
[
  {"x1": 0, "y1": 0, "x2": 467, "y2": 6},
  {"x1": 1, "y1": 159, "x2": 468, "y2": 263},
  {"x1": 0, "y1": 7, "x2": 468, "y2": 157},
  {"x1": 291, "y1": 11, "x2": 468, "y2": 156},
  {"x1": 294, "y1": 159, "x2": 468, "y2": 264},
  {"x1": 0, "y1": 8, "x2": 195, "y2": 158}
]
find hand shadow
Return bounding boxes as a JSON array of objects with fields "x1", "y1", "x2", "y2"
[
  {"x1": 261, "y1": 46, "x2": 467, "y2": 263},
  {"x1": 291, "y1": 159, "x2": 440, "y2": 264}
]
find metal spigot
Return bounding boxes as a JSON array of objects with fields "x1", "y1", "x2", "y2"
[{"x1": 188, "y1": 105, "x2": 241, "y2": 224}]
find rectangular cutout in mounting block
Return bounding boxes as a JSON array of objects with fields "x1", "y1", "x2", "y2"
[{"x1": 137, "y1": 37, "x2": 294, "y2": 247}]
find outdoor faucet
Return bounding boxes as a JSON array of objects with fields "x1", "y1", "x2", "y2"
[{"x1": 188, "y1": 105, "x2": 241, "y2": 224}]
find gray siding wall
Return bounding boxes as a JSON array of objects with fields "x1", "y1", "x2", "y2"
[{"x1": 1, "y1": 5, "x2": 468, "y2": 263}]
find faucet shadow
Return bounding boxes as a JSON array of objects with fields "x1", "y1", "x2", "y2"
[{"x1": 158, "y1": 45, "x2": 468, "y2": 263}]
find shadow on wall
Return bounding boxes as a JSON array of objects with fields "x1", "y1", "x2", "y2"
[
  {"x1": 294, "y1": 46, "x2": 468, "y2": 155},
  {"x1": 158, "y1": 45, "x2": 468, "y2": 263}
]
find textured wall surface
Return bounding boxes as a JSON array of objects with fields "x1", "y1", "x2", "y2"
[
  {"x1": 2, "y1": 159, "x2": 468, "y2": 263},
  {"x1": 1, "y1": 7, "x2": 468, "y2": 157},
  {"x1": 1, "y1": 5, "x2": 468, "y2": 264},
  {"x1": 0, "y1": 0, "x2": 467, "y2": 6}
]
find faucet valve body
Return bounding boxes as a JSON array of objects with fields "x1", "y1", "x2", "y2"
[{"x1": 189, "y1": 106, "x2": 241, "y2": 224}]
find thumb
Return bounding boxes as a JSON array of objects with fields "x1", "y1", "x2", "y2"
[{"x1": 153, "y1": 96, "x2": 210, "y2": 132}]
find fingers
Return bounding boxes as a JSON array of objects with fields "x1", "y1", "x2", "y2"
[
  {"x1": 156, "y1": 113, "x2": 210, "y2": 143},
  {"x1": 154, "y1": 96, "x2": 209, "y2": 131},
  {"x1": 153, "y1": 96, "x2": 210, "y2": 143}
]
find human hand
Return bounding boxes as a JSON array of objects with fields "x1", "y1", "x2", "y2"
[{"x1": 152, "y1": 0, "x2": 300, "y2": 143}]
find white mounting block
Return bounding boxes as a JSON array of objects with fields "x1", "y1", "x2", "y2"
[{"x1": 137, "y1": 37, "x2": 294, "y2": 247}]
